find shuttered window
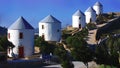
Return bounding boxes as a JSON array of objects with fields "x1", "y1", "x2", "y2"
[
  {"x1": 57, "y1": 29, "x2": 60, "y2": 32},
  {"x1": 19, "y1": 32, "x2": 23, "y2": 39},
  {"x1": 8, "y1": 33, "x2": 10, "y2": 39},
  {"x1": 42, "y1": 25, "x2": 44, "y2": 29}
]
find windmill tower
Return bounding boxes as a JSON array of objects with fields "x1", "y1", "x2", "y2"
[
  {"x1": 85, "y1": 7, "x2": 96, "y2": 23},
  {"x1": 7, "y1": 17, "x2": 34, "y2": 58},
  {"x1": 93, "y1": 2, "x2": 103, "y2": 15},
  {"x1": 39, "y1": 15, "x2": 61, "y2": 42},
  {"x1": 72, "y1": 10, "x2": 86, "y2": 28}
]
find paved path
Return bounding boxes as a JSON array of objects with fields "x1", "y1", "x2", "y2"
[
  {"x1": 86, "y1": 23, "x2": 108, "y2": 45},
  {"x1": 96, "y1": 23, "x2": 107, "y2": 28},
  {"x1": 87, "y1": 29, "x2": 97, "y2": 45},
  {"x1": 43, "y1": 61, "x2": 98, "y2": 68}
]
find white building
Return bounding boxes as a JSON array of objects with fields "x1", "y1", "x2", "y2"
[
  {"x1": 72, "y1": 10, "x2": 86, "y2": 28},
  {"x1": 85, "y1": 7, "x2": 96, "y2": 24},
  {"x1": 39, "y1": 15, "x2": 61, "y2": 42},
  {"x1": 7, "y1": 17, "x2": 34, "y2": 58},
  {"x1": 93, "y1": 2, "x2": 103, "y2": 15}
]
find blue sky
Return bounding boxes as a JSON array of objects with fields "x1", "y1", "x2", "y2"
[{"x1": 0, "y1": 0, "x2": 120, "y2": 28}]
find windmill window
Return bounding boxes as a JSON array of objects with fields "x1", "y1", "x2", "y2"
[
  {"x1": 8, "y1": 33, "x2": 10, "y2": 39},
  {"x1": 57, "y1": 29, "x2": 60, "y2": 32},
  {"x1": 19, "y1": 32, "x2": 23, "y2": 39},
  {"x1": 42, "y1": 25, "x2": 44, "y2": 29},
  {"x1": 79, "y1": 17, "x2": 81, "y2": 19}
]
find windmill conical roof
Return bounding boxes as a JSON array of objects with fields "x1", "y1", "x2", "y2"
[
  {"x1": 73, "y1": 10, "x2": 85, "y2": 16},
  {"x1": 85, "y1": 7, "x2": 96, "y2": 12},
  {"x1": 9, "y1": 17, "x2": 34, "y2": 30},
  {"x1": 40, "y1": 15, "x2": 61, "y2": 23},
  {"x1": 94, "y1": 2, "x2": 103, "y2": 6}
]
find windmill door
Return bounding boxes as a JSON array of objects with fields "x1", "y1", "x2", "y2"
[
  {"x1": 18, "y1": 46, "x2": 24, "y2": 58},
  {"x1": 42, "y1": 34, "x2": 45, "y2": 40},
  {"x1": 79, "y1": 24, "x2": 81, "y2": 28}
]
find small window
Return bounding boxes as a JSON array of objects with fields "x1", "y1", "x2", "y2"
[
  {"x1": 79, "y1": 17, "x2": 81, "y2": 19},
  {"x1": 42, "y1": 25, "x2": 44, "y2": 29},
  {"x1": 79, "y1": 24, "x2": 81, "y2": 28},
  {"x1": 19, "y1": 32, "x2": 23, "y2": 39},
  {"x1": 8, "y1": 33, "x2": 10, "y2": 39},
  {"x1": 90, "y1": 18, "x2": 92, "y2": 23},
  {"x1": 57, "y1": 29, "x2": 60, "y2": 32}
]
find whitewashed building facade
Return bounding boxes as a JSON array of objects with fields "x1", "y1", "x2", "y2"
[
  {"x1": 7, "y1": 17, "x2": 34, "y2": 58},
  {"x1": 93, "y1": 2, "x2": 103, "y2": 15},
  {"x1": 72, "y1": 10, "x2": 86, "y2": 28},
  {"x1": 85, "y1": 7, "x2": 96, "y2": 23},
  {"x1": 39, "y1": 15, "x2": 61, "y2": 42}
]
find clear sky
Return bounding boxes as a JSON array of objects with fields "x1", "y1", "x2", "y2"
[{"x1": 0, "y1": 0, "x2": 120, "y2": 28}]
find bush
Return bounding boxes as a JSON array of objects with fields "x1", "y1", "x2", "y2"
[
  {"x1": 96, "y1": 15, "x2": 107, "y2": 24},
  {"x1": 61, "y1": 60, "x2": 74, "y2": 68},
  {"x1": 87, "y1": 23, "x2": 97, "y2": 30},
  {"x1": 0, "y1": 54, "x2": 7, "y2": 62}
]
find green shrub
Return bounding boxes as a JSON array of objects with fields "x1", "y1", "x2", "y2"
[
  {"x1": 0, "y1": 54, "x2": 7, "y2": 62},
  {"x1": 87, "y1": 23, "x2": 97, "y2": 30},
  {"x1": 61, "y1": 60, "x2": 74, "y2": 68}
]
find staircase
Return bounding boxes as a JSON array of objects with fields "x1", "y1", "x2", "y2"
[
  {"x1": 86, "y1": 29, "x2": 97, "y2": 45},
  {"x1": 86, "y1": 23, "x2": 108, "y2": 45}
]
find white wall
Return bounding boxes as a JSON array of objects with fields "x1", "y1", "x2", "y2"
[
  {"x1": 72, "y1": 15, "x2": 86, "y2": 28},
  {"x1": 85, "y1": 11, "x2": 96, "y2": 24},
  {"x1": 72, "y1": 16, "x2": 80, "y2": 28},
  {"x1": 39, "y1": 22, "x2": 61, "y2": 42},
  {"x1": 93, "y1": 6, "x2": 103, "y2": 15},
  {"x1": 7, "y1": 29, "x2": 34, "y2": 57}
]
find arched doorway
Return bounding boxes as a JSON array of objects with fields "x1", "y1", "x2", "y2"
[
  {"x1": 42, "y1": 33, "x2": 45, "y2": 40},
  {"x1": 18, "y1": 46, "x2": 24, "y2": 58},
  {"x1": 79, "y1": 24, "x2": 81, "y2": 28}
]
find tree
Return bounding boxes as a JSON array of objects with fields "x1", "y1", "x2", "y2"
[
  {"x1": 95, "y1": 35, "x2": 120, "y2": 68},
  {"x1": 95, "y1": 44, "x2": 110, "y2": 68},
  {"x1": 86, "y1": 23, "x2": 97, "y2": 30},
  {"x1": 0, "y1": 36, "x2": 14, "y2": 51},
  {"x1": 74, "y1": 28, "x2": 88, "y2": 38},
  {"x1": 61, "y1": 60, "x2": 74, "y2": 68},
  {"x1": 96, "y1": 14, "x2": 107, "y2": 24},
  {"x1": 0, "y1": 36, "x2": 14, "y2": 62},
  {"x1": 35, "y1": 37, "x2": 56, "y2": 54},
  {"x1": 62, "y1": 29, "x2": 71, "y2": 40},
  {"x1": 54, "y1": 44, "x2": 74, "y2": 68},
  {"x1": 70, "y1": 40, "x2": 94, "y2": 68},
  {"x1": 66, "y1": 29, "x2": 94, "y2": 68},
  {"x1": 106, "y1": 35, "x2": 120, "y2": 67}
]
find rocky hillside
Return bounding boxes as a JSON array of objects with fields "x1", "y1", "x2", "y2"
[{"x1": 96, "y1": 17, "x2": 120, "y2": 40}]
